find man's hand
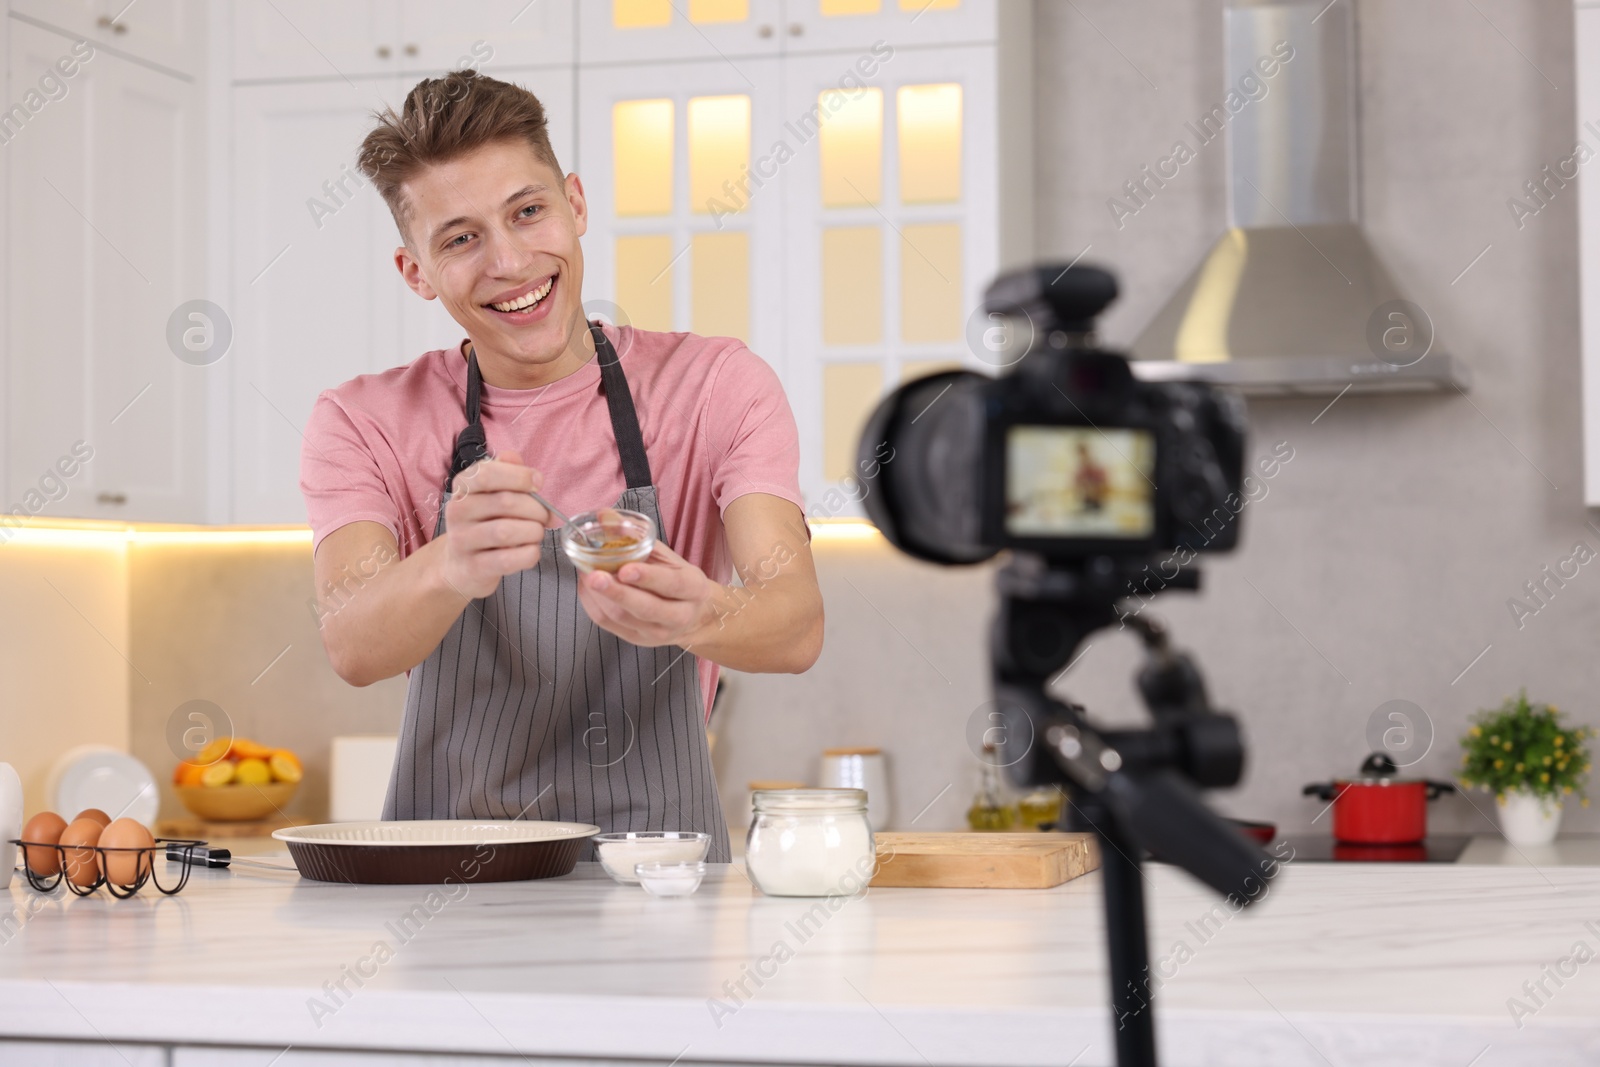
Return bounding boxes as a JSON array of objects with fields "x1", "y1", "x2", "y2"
[
  {"x1": 577, "y1": 541, "x2": 718, "y2": 647},
  {"x1": 576, "y1": 494, "x2": 823, "y2": 674},
  {"x1": 440, "y1": 450, "x2": 552, "y2": 600}
]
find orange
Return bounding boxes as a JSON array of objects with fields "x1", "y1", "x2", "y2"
[
  {"x1": 195, "y1": 737, "x2": 232, "y2": 766},
  {"x1": 174, "y1": 761, "x2": 205, "y2": 788},
  {"x1": 229, "y1": 738, "x2": 274, "y2": 760},
  {"x1": 199, "y1": 760, "x2": 236, "y2": 787},
  {"x1": 268, "y1": 751, "x2": 302, "y2": 784}
]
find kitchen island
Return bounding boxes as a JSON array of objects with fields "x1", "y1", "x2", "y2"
[{"x1": 1, "y1": 847, "x2": 1598, "y2": 1067}]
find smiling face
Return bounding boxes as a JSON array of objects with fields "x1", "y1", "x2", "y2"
[{"x1": 394, "y1": 139, "x2": 593, "y2": 388}]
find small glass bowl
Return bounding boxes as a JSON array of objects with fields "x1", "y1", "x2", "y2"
[
  {"x1": 635, "y1": 860, "x2": 707, "y2": 897},
  {"x1": 593, "y1": 831, "x2": 710, "y2": 885},
  {"x1": 560, "y1": 508, "x2": 656, "y2": 574}
]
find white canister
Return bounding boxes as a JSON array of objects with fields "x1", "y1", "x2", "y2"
[
  {"x1": 819, "y1": 748, "x2": 891, "y2": 830},
  {"x1": 745, "y1": 788, "x2": 876, "y2": 897},
  {"x1": 0, "y1": 763, "x2": 22, "y2": 889}
]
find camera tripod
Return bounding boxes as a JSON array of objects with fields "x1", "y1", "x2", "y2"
[{"x1": 989, "y1": 554, "x2": 1275, "y2": 1067}]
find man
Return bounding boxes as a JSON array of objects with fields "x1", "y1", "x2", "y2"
[{"x1": 301, "y1": 71, "x2": 823, "y2": 862}]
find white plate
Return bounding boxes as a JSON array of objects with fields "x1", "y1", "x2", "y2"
[
  {"x1": 47, "y1": 745, "x2": 159, "y2": 826},
  {"x1": 272, "y1": 820, "x2": 600, "y2": 847}
]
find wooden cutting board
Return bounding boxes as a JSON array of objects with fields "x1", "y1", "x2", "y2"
[{"x1": 869, "y1": 831, "x2": 1099, "y2": 889}]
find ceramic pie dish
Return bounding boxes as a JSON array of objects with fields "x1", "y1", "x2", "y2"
[{"x1": 272, "y1": 820, "x2": 600, "y2": 884}]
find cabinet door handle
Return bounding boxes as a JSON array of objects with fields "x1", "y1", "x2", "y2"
[
  {"x1": 95, "y1": 15, "x2": 128, "y2": 34},
  {"x1": 97, "y1": 491, "x2": 128, "y2": 506},
  {"x1": 376, "y1": 45, "x2": 392, "y2": 59},
  {"x1": 404, "y1": 43, "x2": 419, "y2": 57},
  {"x1": 758, "y1": 23, "x2": 773, "y2": 37},
  {"x1": 788, "y1": 22, "x2": 804, "y2": 36}
]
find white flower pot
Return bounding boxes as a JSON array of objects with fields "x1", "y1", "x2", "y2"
[{"x1": 1498, "y1": 789, "x2": 1563, "y2": 846}]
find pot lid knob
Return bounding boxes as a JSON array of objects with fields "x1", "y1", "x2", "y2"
[{"x1": 1359, "y1": 752, "x2": 1398, "y2": 777}]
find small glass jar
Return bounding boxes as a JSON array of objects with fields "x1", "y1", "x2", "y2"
[
  {"x1": 745, "y1": 788, "x2": 875, "y2": 897},
  {"x1": 561, "y1": 508, "x2": 656, "y2": 573}
]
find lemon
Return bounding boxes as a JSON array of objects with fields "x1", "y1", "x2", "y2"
[
  {"x1": 200, "y1": 760, "x2": 236, "y2": 787},
  {"x1": 234, "y1": 757, "x2": 271, "y2": 786},
  {"x1": 268, "y1": 751, "x2": 302, "y2": 784}
]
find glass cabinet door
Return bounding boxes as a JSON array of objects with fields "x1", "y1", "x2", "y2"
[
  {"x1": 781, "y1": 45, "x2": 997, "y2": 512},
  {"x1": 576, "y1": 58, "x2": 787, "y2": 381}
]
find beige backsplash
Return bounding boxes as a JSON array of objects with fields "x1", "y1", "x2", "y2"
[{"x1": 116, "y1": 533, "x2": 995, "y2": 835}]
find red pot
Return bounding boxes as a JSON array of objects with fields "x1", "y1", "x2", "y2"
[{"x1": 1303, "y1": 754, "x2": 1455, "y2": 844}]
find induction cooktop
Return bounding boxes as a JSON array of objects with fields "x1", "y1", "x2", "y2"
[{"x1": 1276, "y1": 834, "x2": 1472, "y2": 863}]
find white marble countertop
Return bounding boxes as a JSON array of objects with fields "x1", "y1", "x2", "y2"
[{"x1": 2, "y1": 842, "x2": 1600, "y2": 1067}]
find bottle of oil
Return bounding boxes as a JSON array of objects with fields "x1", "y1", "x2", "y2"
[{"x1": 966, "y1": 742, "x2": 1019, "y2": 831}]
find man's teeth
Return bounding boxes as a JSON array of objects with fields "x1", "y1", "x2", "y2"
[{"x1": 491, "y1": 276, "x2": 554, "y2": 313}]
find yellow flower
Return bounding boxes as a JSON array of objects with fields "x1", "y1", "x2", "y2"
[
  {"x1": 1565, "y1": 786, "x2": 1574, "y2": 795},
  {"x1": 1505, "y1": 741, "x2": 1515, "y2": 751},
  {"x1": 1515, "y1": 763, "x2": 1525, "y2": 773},
  {"x1": 1542, "y1": 772, "x2": 1551, "y2": 783},
  {"x1": 1544, "y1": 756, "x2": 1553, "y2": 766},
  {"x1": 1584, "y1": 798, "x2": 1591, "y2": 809},
  {"x1": 1490, "y1": 735, "x2": 1500, "y2": 744},
  {"x1": 1494, "y1": 759, "x2": 1505, "y2": 769},
  {"x1": 1470, "y1": 726, "x2": 1482, "y2": 737},
  {"x1": 1555, "y1": 736, "x2": 1564, "y2": 747}
]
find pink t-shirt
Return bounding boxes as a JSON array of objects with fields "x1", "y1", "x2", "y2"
[{"x1": 300, "y1": 323, "x2": 805, "y2": 719}]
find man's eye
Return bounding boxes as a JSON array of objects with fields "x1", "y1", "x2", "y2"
[
  {"x1": 519, "y1": 204, "x2": 541, "y2": 219},
  {"x1": 449, "y1": 233, "x2": 472, "y2": 248}
]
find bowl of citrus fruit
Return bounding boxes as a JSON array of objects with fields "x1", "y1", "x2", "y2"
[{"x1": 173, "y1": 737, "x2": 303, "y2": 821}]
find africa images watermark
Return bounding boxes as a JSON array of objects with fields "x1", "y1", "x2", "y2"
[
  {"x1": 1117, "y1": 840, "x2": 1295, "y2": 1032},
  {"x1": 1506, "y1": 921, "x2": 1600, "y2": 1029},
  {"x1": 0, "y1": 441, "x2": 95, "y2": 543},
  {"x1": 704, "y1": 847, "x2": 884, "y2": 1029},
  {"x1": 1505, "y1": 521, "x2": 1600, "y2": 632},
  {"x1": 0, "y1": 38, "x2": 94, "y2": 147},
  {"x1": 305, "y1": 841, "x2": 496, "y2": 1028},
  {"x1": 1107, "y1": 39, "x2": 1295, "y2": 230},
  {"x1": 1505, "y1": 118, "x2": 1600, "y2": 231},
  {"x1": 1118, "y1": 440, "x2": 1296, "y2": 625}
]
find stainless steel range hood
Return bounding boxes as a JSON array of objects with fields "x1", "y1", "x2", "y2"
[{"x1": 1128, "y1": 1, "x2": 1471, "y2": 395}]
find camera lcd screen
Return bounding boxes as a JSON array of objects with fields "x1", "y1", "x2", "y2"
[{"x1": 1004, "y1": 426, "x2": 1156, "y2": 539}]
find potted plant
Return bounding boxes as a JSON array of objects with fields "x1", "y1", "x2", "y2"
[{"x1": 1459, "y1": 692, "x2": 1591, "y2": 845}]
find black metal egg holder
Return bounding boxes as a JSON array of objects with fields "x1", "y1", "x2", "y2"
[{"x1": 10, "y1": 838, "x2": 206, "y2": 898}]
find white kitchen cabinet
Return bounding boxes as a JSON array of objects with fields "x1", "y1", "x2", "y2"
[
  {"x1": 10, "y1": 0, "x2": 206, "y2": 76},
  {"x1": 1578, "y1": 1, "x2": 1600, "y2": 504},
  {"x1": 6, "y1": 17, "x2": 207, "y2": 522},
  {"x1": 228, "y1": 69, "x2": 574, "y2": 523},
  {"x1": 232, "y1": 0, "x2": 574, "y2": 82},
  {"x1": 575, "y1": 57, "x2": 786, "y2": 373},
  {"x1": 578, "y1": 0, "x2": 783, "y2": 65},
  {"x1": 781, "y1": 0, "x2": 997, "y2": 56},
  {"x1": 0, "y1": 1041, "x2": 166, "y2": 1066}
]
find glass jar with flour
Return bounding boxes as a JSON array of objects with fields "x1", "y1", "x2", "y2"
[{"x1": 745, "y1": 788, "x2": 875, "y2": 897}]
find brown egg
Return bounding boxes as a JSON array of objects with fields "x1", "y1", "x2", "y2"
[
  {"x1": 97, "y1": 818, "x2": 155, "y2": 887},
  {"x1": 20, "y1": 812, "x2": 67, "y2": 876},
  {"x1": 58, "y1": 817, "x2": 104, "y2": 886},
  {"x1": 72, "y1": 808, "x2": 112, "y2": 827}
]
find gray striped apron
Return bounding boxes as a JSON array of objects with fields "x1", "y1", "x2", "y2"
[{"x1": 382, "y1": 323, "x2": 732, "y2": 862}]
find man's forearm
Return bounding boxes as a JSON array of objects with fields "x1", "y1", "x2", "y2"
[
  {"x1": 318, "y1": 535, "x2": 472, "y2": 686},
  {"x1": 684, "y1": 573, "x2": 824, "y2": 674}
]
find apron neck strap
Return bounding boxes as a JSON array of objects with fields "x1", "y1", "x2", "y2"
[
  {"x1": 592, "y1": 322, "x2": 653, "y2": 490},
  {"x1": 446, "y1": 324, "x2": 654, "y2": 494}
]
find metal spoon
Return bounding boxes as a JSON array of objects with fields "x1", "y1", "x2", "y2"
[{"x1": 530, "y1": 488, "x2": 604, "y2": 548}]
